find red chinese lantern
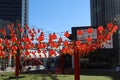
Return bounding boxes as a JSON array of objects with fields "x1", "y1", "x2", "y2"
[
  {"x1": 105, "y1": 35, "x2": 111, "y2": 40},
  {"x1": 0, "y1": 38, "x2": 2, "y2": 44},
  {"x1": 66, "y1": 48, "x2": 70, "y2": 54},
  {"x1": 0, "y1": 45, "x2": 3, "y2": 50},
  {"x1": 25, "y1": 50, "x2": 30, "y2": 56},
  {"x1": 97, "y1": 35, "x2": 103, "y2": 40},
  {"x1": 62, "y1": 47, "x2": 66, "y2": 54},
  {"x1": 30, "y1": 33, "x2": 35, "y2": 38},
  {"x1": 32, "y1": 52, "x2": 35, "y2": 55},
  {"x1": 111, "y1": 25, "x2": 118, "y2": 33},
  {"x1": 18, "y1": 45, "x2": 24, "y2": 50},
  {"x1": 12, "y1": 46, "x2": 18, "y2": 51},
  {"x1": 49, "y1": 50, "x2": 56, "y2": 57},
  {"x1": 97, "y1": 26, "x2": 104, "y2": 33},
  {"x1": 31, "y1": 37, "x2": 34, "y2": 41},
  {"x1": 5, "y1": 39, "x2": 10, "y2": 44},
  {"x1": 24, "y1": 37, "x2": 31, "y2": 43},
  {"x1": 43, "y1": 42, "x2": 46, "y2": 48},
  {"x1": 11, "y1": 36, "x2": 17, "y2": 42},
  {"x1": 77, "y1": 30, "x2": 83, "y2": 36},
  {"x1": 6, "y1": 45, "x2": 10, "y2": 49},
  {"x1": 48, "y1": 39, "x2": 53, "y2": 44},
  {"x1": 86, "y1": 37, "x2": 92, "y2": 43},
  {"x1": 76, "y1": 41, "x2": 81, "y2": 46},
  {"x1": 63, "y1": 40, "x2": 69, "y2": 46},
  {"x1": 49, "y1": 33, "x2": 52, "y2": 39},
  {"x1": 58, "y1": 37, "x2": 62, "y2": 43},
  {"x1": 3, "y1": 31, "x2": 6, "y2": 37},
  {"x1": 31, "y1": 43, "x2": 35, "y2": 48},
  {"x1": 51, "y1": 33, "x2": 57, "y2": 40},
  {"x1": 50, "y1": 42, "x2": 58, "y2": 48},
  {"x1": 38, "y1": 32, "x2": 44, "y2": 41},
  {"x1": 64, "y1": 31, "x2": 70, "y2": 38},
  {"x1": 25, "y1": 44, "x2": 31, "y2": 49},
  {"x1": 25, "y1": 24, "x2": 29, "y2": 30},
  {"x1": 38, "y1": 43, "x2": 44, "y2": 49},
  {"x1": 37, "y1": 49, "x2": 41, "y2": 53},
  {"x1": 69, "y1": 48, "x2": 74, "y2": 55},
  {"x1": 107, "y1": 23, "x2": 113, "y2": 29},
  {"x1": 17, "y1": 41, "x2": 20, "y2": 45},
  {"x1": 17, "y1": 23, "x2": 21, "y2": 27},
  {"x1": 87, "y1": 28, "x2": 93, "y2": 34},
  {"x1": 20, "y1": 28, "x2": 24, "y2": 32},
  {"x1": 0, "y1": 51, "x2": 4, "y2": 57},
  {"x1": 28, "y1": 29, "x2": 32, "y2": 34},
  {"x1": 39, "y1": 54, "x2": 42, "y2": 58}
]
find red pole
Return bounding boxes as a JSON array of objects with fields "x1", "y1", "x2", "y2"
[
  {"x1": 74, "y1": 49, "x2": 80, "y2": 80},
  {"x1": 15, "y1": 54, "x2": 20, "y2": 77}
]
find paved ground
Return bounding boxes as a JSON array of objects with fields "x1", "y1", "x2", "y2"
[{"x1": 0, "y1": 65, "x2": 45, "y2": 72}]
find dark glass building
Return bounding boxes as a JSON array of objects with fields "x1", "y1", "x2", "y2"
[
  {"x1": 0, "y1": 0, "x2": 28, "y2": 26},
  {"x1": 0, "y1": 0, "x2": 29, "y2": 67},
  {"x1": 90, "y1": 0, "x2": 120, "y2": 68},
  {"x1": 90, "y1": 0, "x2": 120, "y2": 27}
]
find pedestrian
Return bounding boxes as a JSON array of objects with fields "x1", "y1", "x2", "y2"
[{"x1": 19, "y1": 64, "x2": 23, "y2": 73}]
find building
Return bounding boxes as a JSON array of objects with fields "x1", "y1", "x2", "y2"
[
  {"x1": 90, "y1": 0, "x2": 120, "y2": 27},
  {"x1": 90, "y1": 0, "x2": 120, "y2": 68},
  {"x1": 0, "y1": 0, "x2": 29, "y2": 67},
  {"x1": 0, "y1": 0, "x2": 29, "y2": 26}
]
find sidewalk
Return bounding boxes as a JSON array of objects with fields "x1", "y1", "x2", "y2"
[
  {"x1": 0, "y1": 67, "x2": 15, "y2": 72},
  {"x1": 0, "y1": 65, "x2": 45, "y2": 72}
]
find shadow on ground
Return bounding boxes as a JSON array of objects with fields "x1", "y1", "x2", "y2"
[
  {"x1": 2, "y1": 75, "x2": 26, "y2": 80},
  {"x1": 80, "y1": 69, "x2": 120, "y2": 80},
  {"x1": 21, "y1": 70, "x2": 66, "y2": 80},
  {"x1": 2, "y1": 69, "x2": 119, "y2": 80}
]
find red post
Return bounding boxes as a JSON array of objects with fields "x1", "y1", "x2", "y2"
[
  {"x1": 15, "y1": 54, "x2": 20, "y2": 77},
  {"x1": 74, "y1": 49, "x2": 80, "y2": 80}
]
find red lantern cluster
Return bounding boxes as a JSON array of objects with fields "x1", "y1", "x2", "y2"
[
  {"x1": 62, "y1": 23, "x2": 118, "y2": 56},
  {"x1": 0, "y1": 22, "x2": 118, "y2": 60}
]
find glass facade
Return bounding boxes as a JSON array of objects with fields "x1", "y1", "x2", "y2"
[
  {"x1": 0, "y1": 0, "x2": 28, "y2": 25},
  {"x1": 90, "y1": 0, "x2": 120, "y2": 68},
  {"x1": 0, "y1": 0, "x2": 28, "y2": 67},
  {"x1": 90, "y1": 0, "x2": 120, "y2": 27}
]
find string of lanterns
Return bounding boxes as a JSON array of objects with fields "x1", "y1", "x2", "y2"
[
  {"x1": 63, "y1": 23, "x2": 118, "y2": 55},
  {"x1": 0, "y1": 23, "x2": 118, "y2": 60}
]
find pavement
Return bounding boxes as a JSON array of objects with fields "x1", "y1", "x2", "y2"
[{"x1": 0, "y1": 65, "x2": 45, "y2": 72}]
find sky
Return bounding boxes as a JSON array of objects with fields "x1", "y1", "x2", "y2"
[{"x1": 29, "y1": 0, "x2": 90, "y2": 34}]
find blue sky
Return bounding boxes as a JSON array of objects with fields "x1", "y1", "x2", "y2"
[{"x1": 29, "y1": 0, "x2": 90, "y2": 33}]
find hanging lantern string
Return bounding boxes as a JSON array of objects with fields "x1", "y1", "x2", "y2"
[{"x1": 0, "y1": 23, "x2": 118, "y2": 58}]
